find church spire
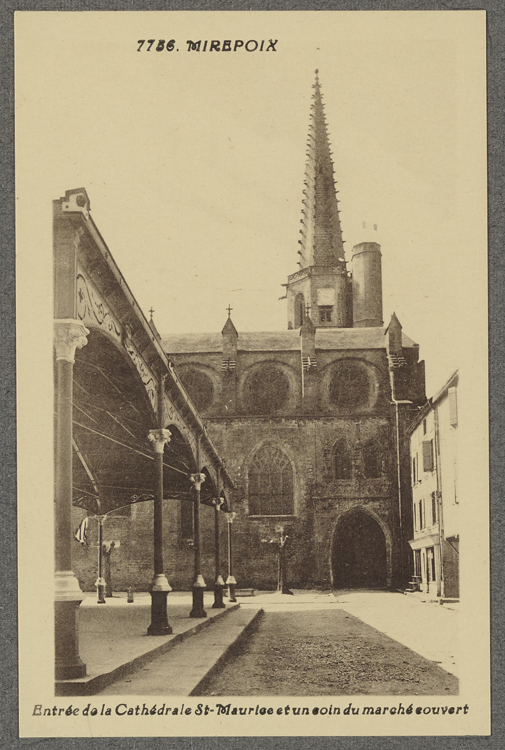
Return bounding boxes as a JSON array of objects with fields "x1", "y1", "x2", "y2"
[{"x1": 298, "y1": 71, "x2": 345, "y2": 269}]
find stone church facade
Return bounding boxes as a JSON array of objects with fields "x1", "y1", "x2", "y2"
[{"x1": 162, "y1": 73, "x2": 426, "y2": 590}]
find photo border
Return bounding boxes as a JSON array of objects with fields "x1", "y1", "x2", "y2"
[{"x1": 2, "y1": 0, "x2": 504, "y2": 747}]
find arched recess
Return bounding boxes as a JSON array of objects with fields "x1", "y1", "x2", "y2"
[
  {"x1": 333, "y1": 439, "x2": 352, "y2": 480},
  {"x1": 247, "y1": 441, "x2": 295, "y2": 516},
  {"x1": 363, "y1": 439, "x2": 382, "y2": 479},
  {"x1": 331, "y1": 509, "x2": 390, "y2": 589},
  {"x1": 163, "y1": 424, "x2": 197, "y2": 540},
  {"x1": 294, "y1": 292, "x2": 305, "y2": 328},
  {"x1": 72, "y1": 328, "x2": 159, "y2": 517},
  {"x1": 239, "y1": 360, "x2": 299, "y2": 416},
  {"x1": 177, "y1": 364, "x2": 220, "y2": 413},
  {"x1": 321, "y1": 357, "x2": 382, "y2": 413}
]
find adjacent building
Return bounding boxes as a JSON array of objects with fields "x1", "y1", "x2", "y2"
[{"x1": 407, "y1": 371, "x2": 459, "y2": 598}]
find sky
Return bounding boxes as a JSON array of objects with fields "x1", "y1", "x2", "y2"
[{"x1": 16, "y1": 10, "x2": 487, "y2": 395}]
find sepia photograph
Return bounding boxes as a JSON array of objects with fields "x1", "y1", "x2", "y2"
[{"x1": 15, "y1": 9, "x2": 489, "y2": 737}]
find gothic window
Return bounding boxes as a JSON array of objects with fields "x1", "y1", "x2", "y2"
[
  {"x1": 329, "y1": 360, "x2": 370, "y2": 409},
  {"x1": 294, "y1": 293, "x2": 305, "y2": 328},
  {"x1": 245, "y1": 365, "x2": 290, "y2": 415},
  {"x1": 248, "y1": 444, "x2": 294, "y2": 516},
  {"x1": 363, "y1": 440, "x2": 381, "y2": 479},
  {"x1": 334, "y1": 440, "x2": 352, "y2": 479},
  {"x1": 179, "y1": 368, "x2": 214, "y2": 412}
]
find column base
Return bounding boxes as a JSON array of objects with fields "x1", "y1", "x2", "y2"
[
  {"x1": 55, "y1": 571, "x2": 86, "y2": 680},
  {"x1": 147, "y1": 590, "x2": 172, "y2": 635},
  {"x1": 55, "y1": 599, "x2": 86, "y2": 680},
  {"x1": 190, "y1": 585, "x2": 207, "y2": 618},
  {"x1": 96, "y1": 577, "x2": 106, "y2": 604},
  {"x1": 212, "y1": 582, "x2": 226, "y2": 609},
  {"x1": 227, "y1": 583, "x2": 237, "y2": 603}
]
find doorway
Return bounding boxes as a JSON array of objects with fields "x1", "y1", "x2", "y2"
[{"x1": 332, "y1": 511, "x2": 387, "y2": 588}]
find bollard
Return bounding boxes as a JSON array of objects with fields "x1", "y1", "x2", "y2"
[{"x1": 127, "y1": 587, "x2": 134, "y2": 603}]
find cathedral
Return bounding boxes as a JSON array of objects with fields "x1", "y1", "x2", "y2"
[{"x1": 161, "y1": 73, "x2": 427, "y2": 590}]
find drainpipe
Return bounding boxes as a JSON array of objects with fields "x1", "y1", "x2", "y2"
[
  {"x1": 433, "y1": 403, "x2": 445, "y2": 598},
  {"x1": 388, "y1": 367, "x2": 413, "y2": 586}
]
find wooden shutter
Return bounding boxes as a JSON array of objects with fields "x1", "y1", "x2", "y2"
[{"x1": 422, "y1": 440, "x2": 434, "y2": 473}]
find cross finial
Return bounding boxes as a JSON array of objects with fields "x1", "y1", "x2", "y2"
[
  {"x1": 305, "y1": 303, "x2": 311, "y2": 317},
  {"x1": 226, "y1": 304, "x2": 233, "y2": 318},
  {"x1": 149, "y1": 307, "x2": 155, "y2": 321}
]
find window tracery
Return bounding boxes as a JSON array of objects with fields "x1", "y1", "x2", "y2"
[{"x1": 248, "y1": 444, "x2": 294, "y2": 516}]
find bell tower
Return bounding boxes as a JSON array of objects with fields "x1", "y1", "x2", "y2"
[{"x1": 287, "y1": 71, "x2": 352, "y2": 330}]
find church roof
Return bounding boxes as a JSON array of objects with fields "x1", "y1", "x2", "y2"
[
  {"x1": 162, "y1": 327, "x2": 418, "y2": 354},
  {"x1": 297, "y1": 71, "x2": 346, "y2": 270}
]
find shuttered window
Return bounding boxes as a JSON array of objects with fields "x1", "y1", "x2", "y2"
[
  {"x1": 422, "y1": 440, "x2": 434, "y2": 473},
  {"x1": 431, "y1": 492, "x2": 437, "y2": 524}
]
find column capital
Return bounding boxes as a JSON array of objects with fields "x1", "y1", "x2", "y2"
[
  {"x1": 148, "y1": 428, "x2": 172, "y2": 453},
  {"x1": 190, "y1": 472, "x2": 206, "y2": 489},
  {"x1": 54, "y1": 319, "x2": 89, "y2": 363},
  {"x1": 225, "y1": 511, "x2": 237, "y2": 524}
]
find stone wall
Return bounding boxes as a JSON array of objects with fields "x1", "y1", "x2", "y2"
[{"x1": 71, "y1": 498, "x2": 229, "y2": 593}]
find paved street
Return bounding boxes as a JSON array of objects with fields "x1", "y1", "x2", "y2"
[{"x1": 94, "y1": 591, "x2": 458, "y2": 696}]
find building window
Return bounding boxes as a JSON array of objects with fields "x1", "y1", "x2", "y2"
[
  {"x1": 413, "y1": 503, "x2": 417, "y2": 531},
  {"x1": 412, "y1": 456, "x2": 417, "y2": 485},
  {"x1": 363, "y1": 440, "x2": 381, "y2": 478},
  {"x1": 245, "y1": 364, "x2": 290, "y2": 415},
  {"x1": 319, "y1": 305, "x2": 333, "y2": 323},
  {"x1": 248, "y1": 444, "x2": 294, "y2": 516},
  {"x1": 414, "y1": 549, "x2": 421, "y2": 577},
  {"x1": 422, "y1": 440, "x2": 434, "y2": 473},
  {"x1": 423, "y1": 418, "x2": 427, "y2": 435},
  {"x1": 427, "y1": 546, "x2": 436, "y2": 583},
  {"x1": 431, "y1": 492, "x2": 437, "y2": 525},
  {"x1": 419, "y1": 499, "x2": 424, "y2": 530},
  {"x1": 334, "y1": 440, "x2": 352, "y2": 480}
]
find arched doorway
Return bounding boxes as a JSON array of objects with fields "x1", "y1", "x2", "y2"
[{"x1": 332, "y1": 511, "x2": 387, "y2": 589}]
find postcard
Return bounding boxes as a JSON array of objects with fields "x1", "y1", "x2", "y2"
[{"x1": 15, "y1": 9, "x2": 489, "y2": 737}]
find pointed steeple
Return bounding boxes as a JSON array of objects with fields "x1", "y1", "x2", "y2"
[
  {"x1": 299, "y1": 71, "x2": 345, "y2": 269},
  {"x1": 286, "y1": 73, "x2": 351, "y2": 331}
]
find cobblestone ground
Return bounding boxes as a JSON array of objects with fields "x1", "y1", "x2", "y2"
[{"x1": 198, "y1": 608, "x2": 459, "y2": 696}]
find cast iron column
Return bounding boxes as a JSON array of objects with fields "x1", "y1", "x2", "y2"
[
  {"x1": 96, "y1": 516, "x2": 106, "y2": 604},
  {"x1": 225, "y1": 511, "x2": 237, "y2": 602},
  {"x1": 54, "y1": 319, "x2": 89, "y2": 680},
  {"x1": 190, "y1": 436, "x2": 207, "y2": 617},
  {"x1": 212, "y1": 494, "x2": 225, "y2": 608},
  {"x1": 147, "y1": 426, "x2": 172, "y2": 635}
]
